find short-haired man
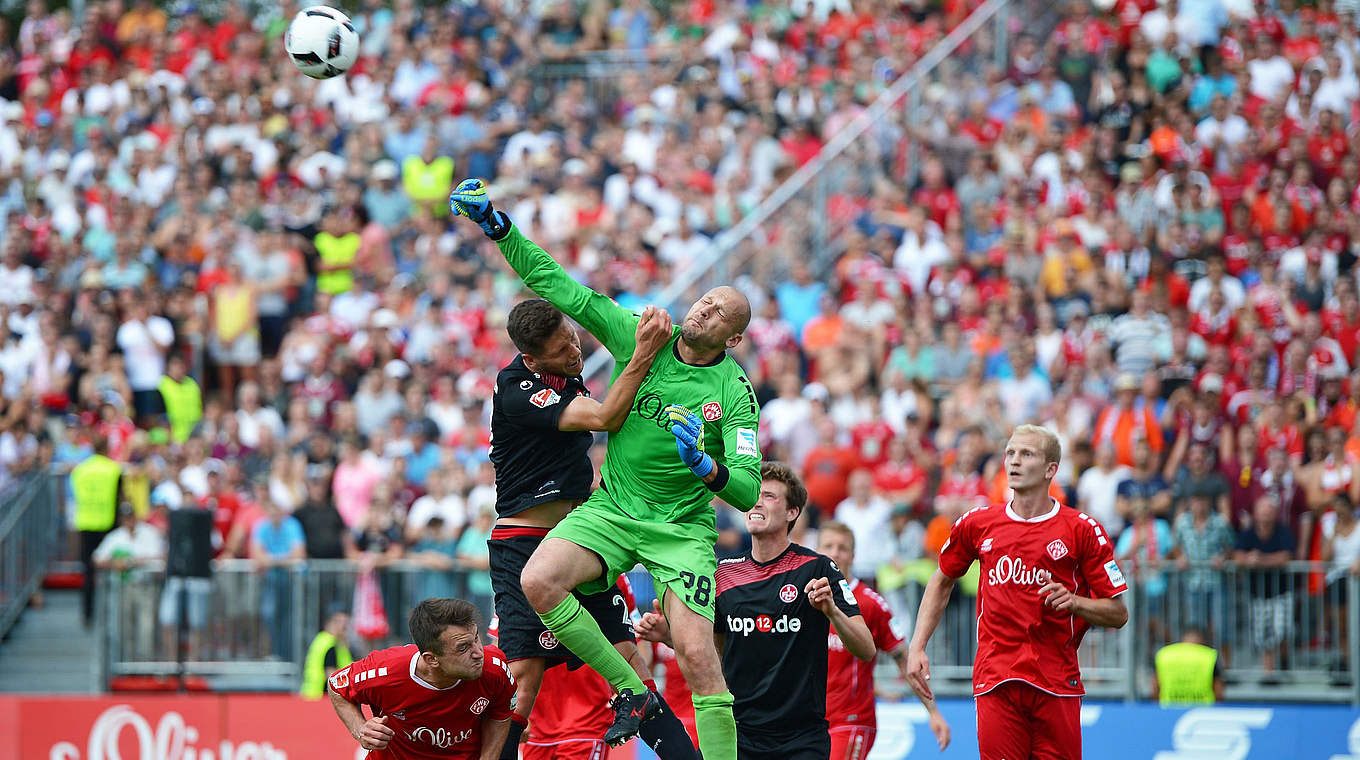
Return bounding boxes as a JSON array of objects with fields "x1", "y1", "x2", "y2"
[
  {"x1": 817, "y1": 521, "x2": 950, "y2": 758},
  {"x1": 486, "y1": 298, "x2": 694, "y2": 758},
  {"x1": 328, "y1": 598, "x2": 514, "y2": 759},
  {"x1": 908, "y1": 424, "x2": 1129, "y2": 760},
  {"x1": 637, "y1": 462, "x2": 875, "y2": 759}
]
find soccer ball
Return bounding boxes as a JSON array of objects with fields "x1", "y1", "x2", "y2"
[{"x1": 285, "y1": 6, "x2": 359, "y2": 80}]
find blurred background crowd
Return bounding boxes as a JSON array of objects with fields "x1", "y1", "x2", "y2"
[{"x1": 4, "y1": 0, "x2": 1360, "y2": 678}]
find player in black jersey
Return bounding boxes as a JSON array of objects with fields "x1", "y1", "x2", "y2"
[
  {"x1": 636, "y1": 462, "x2": 876, "y2": 760},
  {"x1": 488, "y1": 299, "x2": 697, "y2": 760}
]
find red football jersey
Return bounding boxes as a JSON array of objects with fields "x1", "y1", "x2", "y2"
[
  {"x1": 525, "y1": 663, "x2": 613, "y2": 744},
  {"x1": 825, "y1": 580, "x2": 905, "y2": 728},
  {"x1": 938, "y1": 500, "x2": 1128, "y2": 697},
  {"x1": 329, "y1": 644, "x2": 515, "y2": 759},
  {"x1": 525, "y1": 575, "x2": 638, "y2": 744}
]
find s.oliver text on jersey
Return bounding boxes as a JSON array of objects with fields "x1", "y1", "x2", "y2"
[{"x1": 986, "y1": 555, "x2": 1053, "y2": 588}]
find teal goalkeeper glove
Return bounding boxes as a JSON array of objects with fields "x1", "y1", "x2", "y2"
[
  {"x1": 449, "y1": 178, "x2": 511, "y2": 240},
  {"x1": 665, "y1": 404, "x2": 715, "y2": 479}
]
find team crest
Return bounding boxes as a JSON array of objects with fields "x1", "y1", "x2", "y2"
[
  {"x1": 1046, "y1": 540, "x2": 1069, "y2": 561},
  {"x1": 329, "y1": 667, "x2": 349, "y2": 690},
  {"x1": 470, "y1": 697, "x2": 491, "y2": 715},
  {"x1": 779, "y1": 583, "x2": 798, "y2": 603},
  {"x1": 530, "y1": 388, "x2": 561, "y2": 408},
  {"x1": 538, "y1": 630, "x2": 560, "y2": 650},
  {"x1": 702, "y1": 402, "x2": 723, "y2": 421}
]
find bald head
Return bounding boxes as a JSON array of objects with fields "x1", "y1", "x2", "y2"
[
  {"x1": 680, "y1": 286, "x2": 751, "y2": 352},
  {"x1": 713, "y1": 286, "x2": 752, "y2": 333}
]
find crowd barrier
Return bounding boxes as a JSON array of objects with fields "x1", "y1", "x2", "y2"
[
  {"x1": 0, "y1": 473, "x2": 63, "y2": 638},
  {"x1": 98, "y1": 559, "x2": 1360, "y2": 704}
]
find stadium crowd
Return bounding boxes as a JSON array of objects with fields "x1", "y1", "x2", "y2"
[{"x1": 4, "y1": 0, "x2": 1360, "y2": 675}]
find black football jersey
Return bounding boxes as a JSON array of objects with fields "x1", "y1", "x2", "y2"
[
  {"x1": 489, "y1": 356, "x2": 593, "y2": 517},
  {"x1": 714, "y1": 543, "x2": 861, "y2": 753}
]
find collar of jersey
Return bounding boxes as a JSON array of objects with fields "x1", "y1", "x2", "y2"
[
  {"x1": 409, "y1": 650, "x2": 461, "y2": 691},
  {"x1": 672, "y1": 339, "x2": 725, "y2": 367},
  {"x1": 1004, "y1": 498, "x2": 1061, "y2": 523},
  {"x1": 748, "y1": 543, "x2": 794, "y2": 566}
]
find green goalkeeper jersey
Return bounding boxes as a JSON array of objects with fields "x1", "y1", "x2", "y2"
[{"x1": 494, "y1": 224, "x2": 761, "y2": 524}]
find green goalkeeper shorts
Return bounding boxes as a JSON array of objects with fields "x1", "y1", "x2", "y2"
[{"x1": 547, "y1": 489, "x2": 719, "y2": 621}]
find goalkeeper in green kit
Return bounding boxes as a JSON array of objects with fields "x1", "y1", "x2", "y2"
[{"x1": 451, "y1": 179, "x2": 760, "y2": 759}]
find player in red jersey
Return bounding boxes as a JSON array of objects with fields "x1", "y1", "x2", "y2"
[
  {"x1": 817, "y1": 521, "x2": 949, "y2": 759},
  {"x1": 490, "y1": 612, "x2": 615, "y2": 760},
  {"x1": 329, "y1": 598, "x2": 514, "y2": 759},
  {"x1": 489, "y1": 576, "x2": 687, "y2": 760},
  {"x1": 907, "y1": 424, "x2": 1129, "y2": 760}
]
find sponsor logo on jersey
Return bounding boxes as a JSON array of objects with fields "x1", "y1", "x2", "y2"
[
  {"x1": 728, "y1": 613, "x2": 802, "y2": 636},
  {"x1": 986, "y1": 555, "x2": 1053, "y2": 587},
  {"x1": 838, "y1": 579, "x2": 857, "y2": 605},
  {"x1": 1046, "y1": 539, "x2": 1069, "y2": 561},
  {"x1": 405, "y1": 726, "x2": 474, "y2": 749},
  {"x1": 1104, "y1": 559, "x2": 1126, "y2": 587},
  {"x1": 779, "y1": 583, "x2": 798, "y2": 603},
  {"x1": 470, "y1": 697, "x2": 491, "y2": 715},
  {"x1": 702, "y1": 402, "x2": 723, "y2": 421},
  {"x1": 980, "y1": 538, "x2": 993, "y2": 552},
  {"x1": 735, "y1": 428, "x2": 758, "y2": 457},
  {"x1": 538, "y1": 630, "x2": 560, "y2": 650},
  {"x1": 329, "y1": 667, "x2": 349, "y2": 690},
  {"x1": 529, "y1": 388, "x2": 561, "y2": 408},
  {"x1": 520, "y1": 380, "x2": 533, "y2": 390}
]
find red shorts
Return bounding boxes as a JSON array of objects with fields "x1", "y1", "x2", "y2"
[
  {"x1": 829, "y1": 724, "x2": 876, "y2": 760},
  {"x1": 976, "y1": 680, "x2": 1081, "y2": 760},
  {"x1": 523, "y1": 739, "x2": 610, "y2": 760}
]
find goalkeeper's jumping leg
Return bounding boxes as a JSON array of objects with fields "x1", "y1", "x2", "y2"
[{"x1": 522, "y1": 538, "x2": 657, "y2": 743}]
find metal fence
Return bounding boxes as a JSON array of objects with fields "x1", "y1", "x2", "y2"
[
  {"x1": 97, "y1": 559, "x2": 495, "y2": 692},
  {"x1": 97, "y1": 558, "x2": 1360, "y2": 704},
  {"x1": 885, "y1": 561, "x2": 1360, "y2": 705},
  {"x1": 0, "y1": 472, "x2": 63, "y2": 638}
]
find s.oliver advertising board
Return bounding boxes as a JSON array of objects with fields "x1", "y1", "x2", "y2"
[{"x1": 0, "y1": 694, "x2": 648, "y2": 760}]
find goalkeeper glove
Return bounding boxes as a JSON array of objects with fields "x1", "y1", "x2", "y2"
[
  {"x1": 449, "y1": 178, "x2": 511, "y2": 240},
  {"x1": 665, "y1": 404, "x2": 715, "y2": 479}
]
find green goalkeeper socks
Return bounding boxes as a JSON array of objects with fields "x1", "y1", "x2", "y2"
[
  {"x1": 692, "y1": 691, "x2": 737, "y2": 760},
  {"x1": 538, "y1": 594, "x2": 647, "y2": 694}
]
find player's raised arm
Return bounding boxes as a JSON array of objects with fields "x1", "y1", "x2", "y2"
[
  {"x1": 451, "y1": 178, "x2": 640, "y2": 360},
  {"x1": 559, "y1": 306, "x2": 673, "y2": 432}
]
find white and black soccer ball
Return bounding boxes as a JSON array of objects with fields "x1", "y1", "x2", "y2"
[{"x1": 285, "y1": 6, "x2": 359, "y2": 80}]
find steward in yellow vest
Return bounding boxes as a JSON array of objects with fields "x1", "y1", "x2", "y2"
[
  {"x1": 158, "y1": 354, "x2": 202, "y2": 444},
  {"x1": 402, "y1": 138, "x2": 454, "y2": 217},
  {"x1": 314, "y1": 211, "x2": 361, "y2": 295},
  {"x1": 72, "y1": 437, "x2": 123, "y2": 625},
  {"x1": 301, "y1": 606, "x2": 353, "y2": 699},
  {"x1": 1153, "y1": 630, "x2": 1222, "y2": 705}
]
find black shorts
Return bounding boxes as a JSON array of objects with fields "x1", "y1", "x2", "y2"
[
  {"x1": 133, "y1": 389, "x2": 165, "y2": 417},
  {"x1": 488, "y1": 525, "x2": 635, "y2": 662},
  {"x1": 738, "y1": 727, "x2": 830, "y2": 760}
]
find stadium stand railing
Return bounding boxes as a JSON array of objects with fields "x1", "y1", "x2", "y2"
[
  {"x1": 96, "y1": 559, "x2": 1360, "y2": 703},
  {"x1": 0, "y1": 473, "x2": 63, "y2": 640},
  {"x1": 886, "y1": 561, "x2": 1360, "y2": 705},
  {"x1": 579, "y1": 0, "x2": 1060, "y2": 385}
]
